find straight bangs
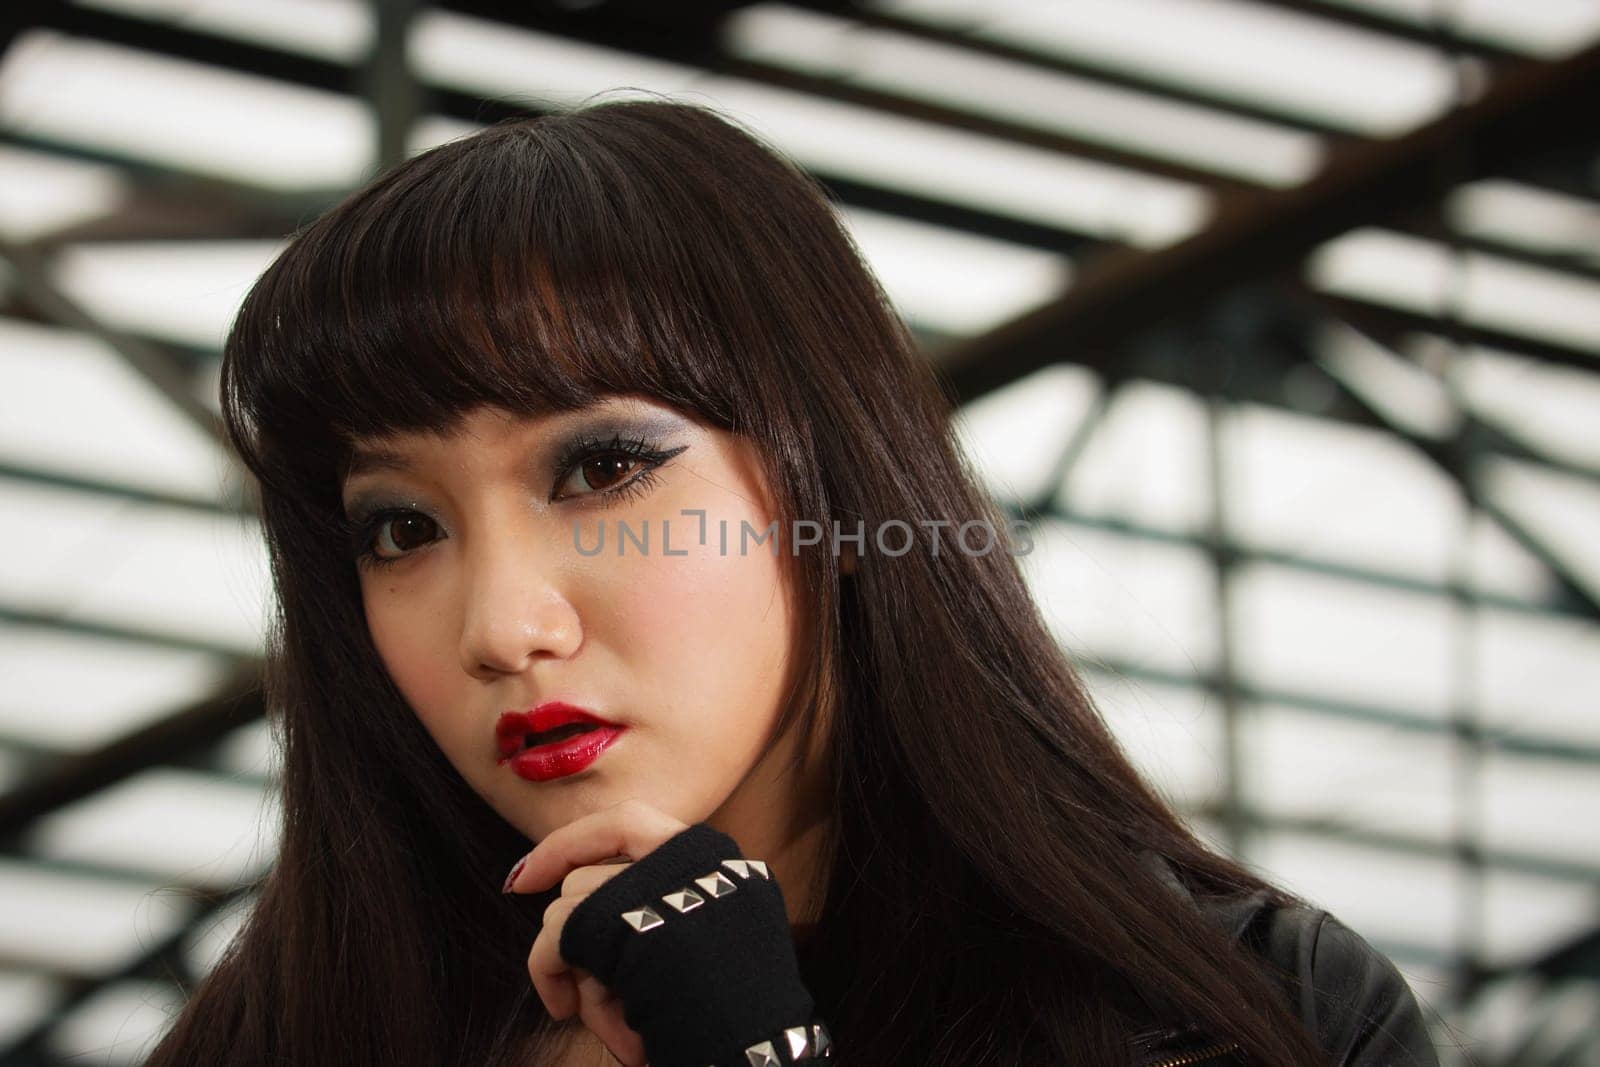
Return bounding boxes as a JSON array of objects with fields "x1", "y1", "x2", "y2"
[{"x1": 220, "y1": 109, "x2": 778, "y2": 507}]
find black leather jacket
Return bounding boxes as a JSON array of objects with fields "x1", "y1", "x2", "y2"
[{"x1": 1129, "y1": 851, "x2": 1442, "y2": 1066}]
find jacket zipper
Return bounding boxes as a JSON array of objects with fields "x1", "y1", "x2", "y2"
[{"x1": 1144, "y1": 1038, "x2": 1241, "y2": 1067}]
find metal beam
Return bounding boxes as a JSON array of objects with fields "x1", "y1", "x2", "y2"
[
  {"x1": 789, "y1": 0, "x2": 1366, "y2": 139},
  {"x1": 0, "y1": 236, "x2": 222, "y2": 442},
  {"x1": 0, "y1": 660, "x2": 263, "y2": 843},
  {"x1": 935, "y1": 40, "x2": 1600, "y2": 405}
]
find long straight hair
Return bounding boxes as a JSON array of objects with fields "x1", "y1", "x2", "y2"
[{"x1": 146, "y1": 95, "x2": 1332, "y2": 1066}]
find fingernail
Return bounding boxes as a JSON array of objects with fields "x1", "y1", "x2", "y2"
[{"x1": 501, "y1": 855, "x2": 528, "y2": 894}]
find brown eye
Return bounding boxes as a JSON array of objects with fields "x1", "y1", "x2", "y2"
[
  {"x1": 564, "y1": 453, "x2": 640, "y2": 497},
  {"x1": 374, "y1": 513, "x2": 439, "y2": 559}
]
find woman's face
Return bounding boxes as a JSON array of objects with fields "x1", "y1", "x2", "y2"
[{"x1": 339, "y1": 394, "x2": 827, "y2": 853}]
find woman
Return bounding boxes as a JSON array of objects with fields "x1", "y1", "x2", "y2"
[{"x1": 145, "y1": 96, "x2": 1442, "y2": 1066}]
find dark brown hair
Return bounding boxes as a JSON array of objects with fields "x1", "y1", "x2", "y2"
[{"x1": 146, "y1": 94, "x2": 1332, "y2": 1066}]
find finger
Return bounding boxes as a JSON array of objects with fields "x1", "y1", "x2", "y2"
[
  {"x1": 528, "y1": 895, "x2": 581, "y2": 1019},
  {"x1": 574, "y1": 969, "x2": 648, "y2": 1067},
  {"x1": 509, "y1": 798, "x2": 688, "y2": 894},
  {"x1": 560, "y1": 860, "x2": 631, "y2": 900}
]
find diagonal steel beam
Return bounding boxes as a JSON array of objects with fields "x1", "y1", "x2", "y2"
[
  {"x1": 0, "y1": 660, "x2": 264, "y2": 843},
  {"x1": 935, "y1": 40, "x2": 1600, "y2": 406},
  {"x1": 0, "y1": 235, "x2": 223, "y2": 442}
]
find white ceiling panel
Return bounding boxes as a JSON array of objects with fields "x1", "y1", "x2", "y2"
[
  {"x1": 724, "y1": 4, "x2": 1324, "y2": 186},
  {"x1": 0, "y1": 318, "x2": 233, "y2": 501},
  {"x1": 0, "y1": 969, "x2": 62, "y2": 1048},
  {"x1": 1245, "y1": 830, "x2": 1460, "y2": 956},
  {"x1": 1482, "y1": 456, "x2": 1600, "y2": 603},
  {"x1": 709, "y1": 78, "x2": 1212, "y2": 248},
  {"x1": 0, "y1": 145, "x2": 128, "y2": 241},
  {"x1": 0, "y1": 30, "x2": 373, "y2": 189},
  {"x1": 1316, "y1": 0, "x2": 1600, "y2": 58},
  {"x1": 44, "y1": 978, "x2": 184, "y2": 1066},
  {"x1": 0, "y1": 476, "x2": 270, "y2": 655},
  {"x1": 1221, "y1": 402, "x2": 1515, "y2": 591},
  {"x1": 1313, "y1": 319, "x2": 1461, "y2": 440},
  {"x1": 953, "y1": 363, "x2": 1100, "y2": 506},
  {"x1": 1474, "y1": 607, "x2": 1600, "y2": 747},
  {"x1": 74, "y1": 0, "x2": 373, "y2": 62},
  {"x1": 1231, "y1": 562, "x2": 1457, "y2": 715},
  {"x1": 48, "y1": 240, "x2": 280, "y2": 352},
  {"x1": 1455, "y1": 343, "x2": 1600, "y2": 470},
  {"x1": 21, "y1": 768, "x2": 280, "y2": 890},
  {"x1": 1479, "y1": 751, "x2": 1600, "y2": 861},
  {"x1": 876, "y1": 0, "x2": 1459, "y2": 134},
  {"x1": 1308, "y1": 228, "x2": 1600, "y2": 357},
  {"x1": 1480, "y1": 869, "x2": 1600, "y2": 968},
  {"x1": 1021, "y1": 518, "x2": 1220, "y2": 676},
  {"x1": 837, "y1": 205, "x2": 1072, "y2": 335},
  {"x1": 411, "y1": 11, "x2": 1212, "y2": 248},
  {"x1": 0, "y1": 621, "x2": 231, "y2": 750},
  {"x1": 0, "y1": 860, "x2": 195, "y2": 974},
  {"x1": 209, "y1": 718, "x2": 279, "y2": 782},
  {"x1": 1056, "y1": 381, "x2": 1213, "y2": 533},
  {"x1": 1447, "y1": 179, "x2": 1600, "y2": 266},
  {"x1": 1239, "y1": 702, "x2": 1457, "y2": 841},
  {"x1": 180, "y1": 890, "x2": 257, "y2": 981},
  {"x1": 1080, "y1": 669, "x2": 1226, "y2": 810}
]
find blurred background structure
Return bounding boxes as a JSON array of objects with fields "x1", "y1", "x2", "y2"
[{"x1": 2, "y1": 0, "x2": 1599, "y2": 1063}]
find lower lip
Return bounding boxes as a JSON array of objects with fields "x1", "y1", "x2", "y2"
[{"x1": 503, "y1": 726, "x2": 626, "y2": 782}]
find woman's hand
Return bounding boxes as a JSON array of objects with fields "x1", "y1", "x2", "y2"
[{"x1": 503, "y1": 798, "x2": 691, "y2": 1067}]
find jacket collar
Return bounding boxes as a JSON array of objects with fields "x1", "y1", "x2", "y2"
[{"x1": 1136, "y1": 847, "x2": 1270, "y2": 943}]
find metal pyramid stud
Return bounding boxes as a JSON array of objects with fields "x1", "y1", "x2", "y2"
[
  {"x1": 745, "y1": 858, "x2": 770, "y2": 879},
  {"x1": 620, "y1": 906, "x2": 665, "y2": 932},
  {"x1": 811, "y1": 1022, "x2": 832, "y2": 1057},
  {"x1": 694, "y1": 870, "x2": 738, "y2": 898},
  {"x1": 743, "y1": 1040, "x2": 780, "y2": 1066},
  {"x1": 722, "y1": 858, "x2": 751, "y2": 879},
  {"x1": 661, "y1": 887, "x2": 705, "y2": 913},
  {"x1": 782, "y1": 1025, "x2": 812, "y2": 1059}
]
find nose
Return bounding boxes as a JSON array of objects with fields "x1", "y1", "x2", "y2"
[{"x1": 458, "y1": 530, "x2": 582, "y2": 679}]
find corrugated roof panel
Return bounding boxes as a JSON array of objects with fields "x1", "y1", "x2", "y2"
[
  {"x1": 723, "y1": 4, "x2": 1325, "y2": 186},
  {"x1": 43, "y1": 978, "x2": 184, "y2": 1066},
  {"x1": 838, "y1": 205, "x2": 1073, "y2": 334},
  {"x1": 0, "y1": 318, "x2": 232, "y2": 501},
  {"x1": 74, "y1": 0, "x2": 373, "y2": 62},
  {"x1": 48, "y1": 240, "x2": 280, "y2": 352},
  {"x1": 1239, "y1": 702, "x2": 1457, "y2": 840},
  {"x1": 1308, "y1": 228, "x2": 1600, "y2": 357},
  {"x1": 0, "y1": 146, "x2": 128, "y2": 242},
  {"x1": 876, "y1": 0, "x2": 1460, "y2": 133},
  {"x1": 953, "y1": 363, "x2": 1100, "y2": 505},
  {"x1": 1056, "y1": 381, "x2": 1213, "y2": 533},
  {"x1": 0, "y1": 476, "x2": 269, "y2": 655},
  {"x1": 0, "y1": 861, "x2": 196, "y2": 974},
  {"x1": 1232, "y1": 562, "x2": 1457, "y2": 715},
  {"x1": 20, "y1": 768, "x2": 280, "y2": 890},
  {"x1": 0, "y1": 30, "x2": 372, "y2": 189},
  {"x1": 0, "y1": 622, "x2": 231, "y2": 751},
  {"x1": 1021, "y1": 519, "x2": 1221, "y2": 675}
]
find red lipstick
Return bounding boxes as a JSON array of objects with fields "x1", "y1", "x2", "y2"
[{"x1": 495, "y1": 702, "x2": 626, "y2": 782}]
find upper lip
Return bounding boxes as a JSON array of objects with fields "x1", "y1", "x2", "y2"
[{"x1": 495, "y1": 702, "x2": 622, "y2": 760}]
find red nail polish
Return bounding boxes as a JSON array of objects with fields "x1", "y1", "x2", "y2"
[{"x1": 501, "y1": 855, "x2": 528, "y2": 894}]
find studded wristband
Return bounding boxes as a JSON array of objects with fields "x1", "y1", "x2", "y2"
[{"x1": 558, "y1": 822, "x2": 827, "y2": 1067}]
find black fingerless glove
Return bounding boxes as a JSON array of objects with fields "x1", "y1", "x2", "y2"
[{"x1": 558, "y1": 822, "x2": 833, "y2": 1067}]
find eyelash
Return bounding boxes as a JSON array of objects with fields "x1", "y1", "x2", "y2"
[{"x1": 345, "y1": 434, "x2": 683, "y2": 571}]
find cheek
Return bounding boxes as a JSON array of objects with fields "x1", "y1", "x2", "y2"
[
  {"x1": 363, "y1": 581, "x2": 459, "y2": 740},
  {"x1": 602, "y1": 515, "x2": 795, "y2": 735}
]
